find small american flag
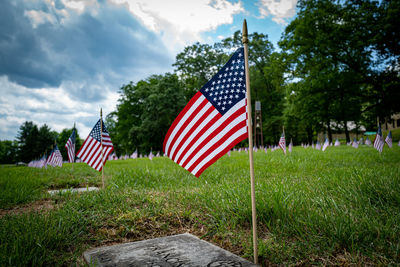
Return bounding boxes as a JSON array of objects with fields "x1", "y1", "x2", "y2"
[
  {"x1": 373, "y1": 125, "x2": 384, "y2": 153},
  {"x1": 163, "y1": 48, "x2": 248, "y2": 177},
  {"x1": 288, "y1": 138, "x2": 293, "y2": 153},
  {"x1": 278, "y1": 132, "x2": 286, "y2": 154},
  {"x1": 322, "y1": 137, "x2": 329, "y2": 151},
  {"x1": 77, "y1": 119, "x2": 114, "y2": 171},
  {"x1": 385, "y1": 130, "x2": 392, "y2": 148},
  {"x1": 334, "y1": 138, "x2": 340, "y2": 146},
  {"x1": 352, "y1": 138, "x2": 358, "y2": 148},
  {"x1": 46, "y1": 145, "x2": 63, "y2": 167},
  {"x1": 65, "y1": 129, "x2": 76, "y2": 163}
]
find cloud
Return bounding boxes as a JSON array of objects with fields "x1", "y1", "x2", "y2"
[
  {"x1": 258, "y1": 0, "x2": 297, "y2": 24},
  {"x1": 110, "y1": 0, "x2": 244, "y2": 51},
  {"x1": 0, "y1": 0, "x2": 174, "y2": 140},
  {"x1": 0, "y1": 0, "x2": 173, "y2": 95}
]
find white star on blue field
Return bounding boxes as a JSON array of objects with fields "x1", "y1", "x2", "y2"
[{"x1": 0, "y1": 0, "x2": 298, "y2": 140}]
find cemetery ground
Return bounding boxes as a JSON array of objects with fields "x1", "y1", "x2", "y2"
[{"x1": 1, "y1": 146, "x2": 399, "y2": 266}]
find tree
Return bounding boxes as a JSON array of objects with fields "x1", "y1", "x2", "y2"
[
  {"x1": 16, "y1": 121, "x2": 58, "y2": 162},
  {"x1": 114, "y1": 73, "x2": 186, "y2": 155},
  {"x1": 0, "y1": 140, "x2": 18, "y2": 164}
]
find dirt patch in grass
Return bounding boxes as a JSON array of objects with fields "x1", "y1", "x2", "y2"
[{"x1": 0, "y1": 199, "x2": 59, "y2": 218}]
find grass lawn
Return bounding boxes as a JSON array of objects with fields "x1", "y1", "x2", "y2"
[{"x1": 0, "y1": 145, "x2": 399, "y2": 266}]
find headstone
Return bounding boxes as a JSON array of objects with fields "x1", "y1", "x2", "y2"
[
  {"x1": 83, "y1": 233, "x2": 258, "y2": 267},
  {"x1": 47, "y1": 187, "x2": 99, "y2": 195}
]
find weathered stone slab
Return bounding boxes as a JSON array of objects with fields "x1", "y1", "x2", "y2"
[
  {"x1": 83, "y1": 233, "x2": 258, "y2": 267},
  {"x1": 47, "y1": 187, "x2": 99, "y2": 195}
]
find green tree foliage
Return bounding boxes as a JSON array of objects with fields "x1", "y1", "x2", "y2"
[
  {"x1": 280, "y1": 0, "x2": 399, "y2": 142},
  {"x1": 112, "y1": 73, "x2": 186, "y2": 155},
  {"x1": 16, "y1": 121, "x2": 58, "y2": 163},
  {"x1": 0, "y1": 140, "x2": 18, "y2": 164}
]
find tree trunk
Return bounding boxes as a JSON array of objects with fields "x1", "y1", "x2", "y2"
[
  {"x1": 327, "y1": 119, "x2": 332, "y2": 142},
  {"x1": 344, "y1": 120, "x2": 350, "y2": 143}
]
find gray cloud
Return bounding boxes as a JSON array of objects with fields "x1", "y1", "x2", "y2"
[{"x1": 0, "y1": 1, "x2": 173, "y2": 102}]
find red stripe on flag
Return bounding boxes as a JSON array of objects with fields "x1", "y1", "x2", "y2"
[
  {"x1": 194, "y1": 131, "x2": 248, "y2": 177},
  {"x1": 163, "y1": 91, "x2": 203, "y2": 154},
  {"x1": 181, "y1": 106, "x2": 246, "y2": 168},
  {"x1": 187, "y1": 120, "x2": 247, "y2": 174}
]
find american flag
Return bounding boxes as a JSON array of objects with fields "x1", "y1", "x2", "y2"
[
  {"x1": 385, "y1": 130, "x2": 392, "y2": 148},
  {"x1": 365, "y1": 136, "x2": 372, "y2": 146},
  {"x1": 163, "y1": 48, "x2": 248, "y2": 177},
  {"x1": 77, "y1": 119, "x2": 114, "y2": 171},
  {"x1": 315, "y1": 140, "x2": 321, "y2": 150},
  {"x1": 373, "y1": 124, "x2": 384, "y2": 153},
  {"x1": 278, "y1": 132, "x2": 286, "y2": 154},
  {"x1": 65, "y1": 129, "x2": 76, "y2": 163},
  {"x1": 334, "y1": 138, "x2": 340, "y2": 146},
  {"x1": 46, "y1": 145, "x2": 63, "y2": 167},
  {"x1": 352, "y1": 138, "x2": 359, "y2": 148},
  {"x1": 322, "y1": 137, "x2": 329, "y2": 151}
]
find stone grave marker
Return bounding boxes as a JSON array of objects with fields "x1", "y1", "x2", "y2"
[
  {"x1": 83, "y1": 233, "x2": 258, "y2": 266},
  {"x1": 47, "y1": 187, "x2": 99, "y2": 195}
]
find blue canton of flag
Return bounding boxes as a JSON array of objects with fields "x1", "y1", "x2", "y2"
[{"x1": 200, "y1": 51, "x2": 246, "y2": 115}]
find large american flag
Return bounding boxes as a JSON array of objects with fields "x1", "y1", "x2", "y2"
[
  {"x1": 46, "y1": 145, "x2": 63, "y2": 167},
  {"x1": 373, "y1": 124, "x2": 384, "y2": 152},
  {"x1": 163, "y1": 48, "x2": 248, "y2": 177},
  {"x1": 65, "y1": 129, "x2": 76, "y2": 163},
  {"x1": 77, "y1": 119, "x2": 114, "y2": 171},
  {"x1": 385, "y1": 130, "x2": 392, "y2": 148},
  {"x1": 278, "y1": 132, "x2": 286, "y2": 154}
]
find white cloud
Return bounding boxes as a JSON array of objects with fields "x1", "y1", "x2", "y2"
[
  {"x1": 258, "y1": 0, "x2": 297, "y2": 25},
  {"x1": 110, "y1": 0, "x2": 244, "y2": 51},
  {"x1": 0, "y1": 76, "x2": 119, "y2": 140}
]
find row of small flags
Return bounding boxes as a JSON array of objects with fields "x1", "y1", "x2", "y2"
[{"x1": 28, "y1": 127, "x2": 397, "y2": 169}]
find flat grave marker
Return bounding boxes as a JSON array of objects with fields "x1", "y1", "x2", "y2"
[{"x1": 83, "y1": 233, "x2": 258, "y2": 266}]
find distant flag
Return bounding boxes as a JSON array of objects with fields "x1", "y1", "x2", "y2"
[
  {"x1": 76, "y1": 119, "x2": 114, "y2": 171},
  {"x1": 315, "y1": 140, "x2": 321, "y2": 150},
  {"x1": 65, "y1": 128, "x2": 76, "y2": 163},
  {"x1": 227, "y1": 150, "x2": 231, "y2": 157},
  {"x1": 38, "y1": 154, "x2": 47, "y2": 168},
  {"x1": 149, "y1": 150, "x2": 153, "y2": 160},
  {"x1": 46, "y1": 145, "x2": 63, "y2": 167},
  {"x1": 288, "y1": 138, "x2": 293, "y2": 153},
  {"x1": 359, "y1": 137, "x2": 364, "y2": 145},
  {"x1": 156, "y1": 151, "x2": 160, "y2": 157},
  {"x1": 365, "y1": 136, "x2": 372, "y2": 146},
  {"x1": 352, "y1": 138, "x2": 359, "y2": 148},
  {"x1": 278, "y1": 131, "x2": 286, "y2": 154},
  {"x1": 334, "y1": 138, "x2": 340, "y2": 146},
  {"x1": 322, "y1": 137, "x2": 329, "y2": 151},
  {"x1": 385, "y1": 131, "x2": 392, "y2": 148},
  {"x1": 373, "y1": 124, "x2": 384, "y2": 153},
  {"x1": 131, "y1": 149, "x2": 137, "y2": 159},
  {"x1": 163, "y1": 48, "x2": 248, "y2": 177}
]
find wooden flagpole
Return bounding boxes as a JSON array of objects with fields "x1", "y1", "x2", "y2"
[
  {"x1": 242, "y1": 19, "x2": 258, "y2": 264},
  {"x1": 100, "y1": 108, "x2": 105, "y2": 188},
  {"x1": 72, "y1": 122, "x2": 76, "y2": 171}
]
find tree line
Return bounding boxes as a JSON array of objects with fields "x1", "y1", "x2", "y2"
[
  {"x1": 107, "y1": 0, "x2": 399, "y2": 156},
  {"x1": 0, "y1": 121, "x2": 81, "y2": 164}
]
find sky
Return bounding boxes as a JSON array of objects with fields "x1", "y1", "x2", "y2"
[{"x1": 0, "y1": 0, "x2": 298, "y2": 140}]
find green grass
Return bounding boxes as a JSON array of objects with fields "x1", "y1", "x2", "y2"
[{"x1": 1, "y1": 146, "x2": 400, "y2": 266}]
